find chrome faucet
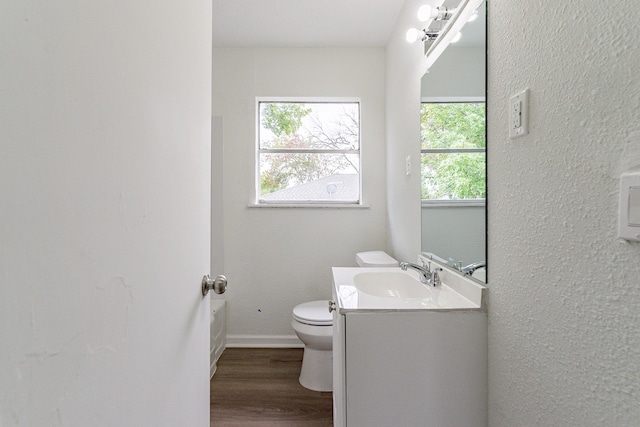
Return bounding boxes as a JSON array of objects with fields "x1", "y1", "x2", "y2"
[
  {"x1": 400, "y1": 261, "x2": 438, "y2": 285},
  {"x1": 400, "y1": 262, "x2": 430, "y2": 284},
  {"x1": 430, "y1": 267, "x2": 443, "y2": 286}
]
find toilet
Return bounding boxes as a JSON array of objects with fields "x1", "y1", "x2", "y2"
[
  {"x1": 292, "y1": 300, "x2": 333, "y2": 391},
  {"x1": 292, "y1": 251, "x2": 398, "y2": 392}
]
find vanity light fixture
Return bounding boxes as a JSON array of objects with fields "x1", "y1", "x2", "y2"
[
  {"x1": 417, "y1": 5, "x2": 455, "y2": 22},
  {"x1": 405, "y1": 28, "x2": 439, "y2": 43},
  {"x1": 407, "y1": 0, "x2": 484, "y2": 71},
  {"x1": 407, "y1": 4, "x2": 455, "y2": 43}
]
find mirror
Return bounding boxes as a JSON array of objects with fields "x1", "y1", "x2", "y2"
[{"x1": 420, "y1": 1, "x2": 487, "y2": 282}]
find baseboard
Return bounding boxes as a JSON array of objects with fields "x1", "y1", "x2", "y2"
[
  {"x1": 210, "y1": 360, "x2": 217, "y2": 379},
  {"x1": 210, "y1": 346, "x2": 224, "y2": 379},
  {"x1": 226, "y1": 334, "x2": 303, "y2": 348}
]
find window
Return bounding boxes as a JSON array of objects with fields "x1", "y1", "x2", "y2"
[
  {"x1": 256, "y1": 99, "x2": 360, "y2": 205},
  {"x1": 421, "y1": 100, "x2": 486, "y2": 203}
]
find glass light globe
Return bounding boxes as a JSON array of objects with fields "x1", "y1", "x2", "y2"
[
  {"x1": 406, "y1": 28, "x2": 420, "y2": 43},
  {"x1": 417, "y1": 5, "x2": 435, "y2": 22}
]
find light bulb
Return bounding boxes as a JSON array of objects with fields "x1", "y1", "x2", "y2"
[
  {"x1": 417, "y1": 5, "x2": 436, "y2": 22},
  {"x1": 451, "y1": 32, "x2": 462, "y2": 43},
  {"x1": 406, "y1": 28, "x2": 420, "y2": 43}
]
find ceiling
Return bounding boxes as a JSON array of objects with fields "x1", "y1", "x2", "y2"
[
  {"x1": 213, "y1": 0, "x2": 406, "y2": 47},
  {"x1": 212, "y1": 0, "x2": 485, "y2": 48}
]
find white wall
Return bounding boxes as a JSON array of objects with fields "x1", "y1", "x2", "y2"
[
  {"x1": 212, "y1": 48, "x2": 388, "y2": 342},
  {"x1": 421, "y1": 46, "x2": 485, "y2": 98},
  {"x1": 385, "y1": 0, "x2": 425, "y2": 263},
  {"x1": 487, "y1": 1, "x2": 640, "y2": 425},
  {"x1": 1, "y1": 1, "x2": 212, "y2": 425},
  {"x1": 386, "y1": 0, "x2": 640, "y2": 425},
  {"x1": 422, "y1": 205, "x2": 485, "y2": 264}
]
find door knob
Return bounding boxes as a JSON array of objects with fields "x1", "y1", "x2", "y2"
[{"x1": 202, "y1": 274, "x2": 227, "y2": 297}]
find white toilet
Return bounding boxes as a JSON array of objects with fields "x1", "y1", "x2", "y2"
[
  {"x1": 292, "y1": 251, "x2": 398, "y2": 392},
  {"x1": 292, "y1": 300, "x2": 333, "y2": 391}
]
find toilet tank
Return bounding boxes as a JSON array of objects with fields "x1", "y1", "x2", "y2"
[{"x1": 355, "y1": 251, "x2": 398, "y2": 267}]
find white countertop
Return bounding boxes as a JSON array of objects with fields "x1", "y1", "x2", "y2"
[{"x1": 332, "y1": 266, "x2": 486, "y2": 313}]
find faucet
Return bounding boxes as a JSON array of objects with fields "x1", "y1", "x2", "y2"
[
  {"x1": 400, "y1": 261, "x2": 443, "y2": 287},
  {"x1": 399, "y1": 262, "x2": 431, "y2": 284},
  {"x1": 430, "y1": 267, "x2": 443, "y2": 286},
  {"x1": 461, "y1": 261, "x2": 486, "y2": 276}
]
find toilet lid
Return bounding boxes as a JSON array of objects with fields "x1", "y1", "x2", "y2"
[{"x1": 293, "y1": 300, "x2": 333, "y2": 326}]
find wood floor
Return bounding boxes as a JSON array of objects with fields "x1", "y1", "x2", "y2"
[{"x1": 210, "y1": 348, "x2": 333, "y2": 426}]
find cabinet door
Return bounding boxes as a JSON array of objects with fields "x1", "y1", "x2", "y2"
[{"x1": 345, "y1": 311, "x2": 487, "y2": 427}]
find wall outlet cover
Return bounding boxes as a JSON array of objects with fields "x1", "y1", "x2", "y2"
[
  {"x1": 509, "y1": 88, "x2": 529, "y2": 139},
  {"x1": 619, "y1": 171, "x2": 640, "y2": 242}
]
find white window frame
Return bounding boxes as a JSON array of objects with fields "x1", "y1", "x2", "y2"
[
  {"x1": 253, "y1": 97, "x2": 363, "y2": 207},
  {"x1": 421, "y1": 96, "x2": 486, "y2": 207}
]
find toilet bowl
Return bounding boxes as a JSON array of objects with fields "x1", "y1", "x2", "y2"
[
  {"x1": 292, "y1": 300, "x2": 333, "y2": 392},
  {"x1": 292, "y1": 251, "x2": 398, "y2": 392}
]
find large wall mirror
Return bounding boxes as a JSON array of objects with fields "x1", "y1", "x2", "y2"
[{"x1": 420, "y1": 1, "x2": 487, "y2": 282}]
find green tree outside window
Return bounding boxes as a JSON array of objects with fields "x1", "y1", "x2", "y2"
[{"x1": 421, "y1": 102, "x2": 486, "y2": 200}]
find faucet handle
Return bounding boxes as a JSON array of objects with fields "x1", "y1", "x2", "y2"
[
  {"x1": 429, "y1": 267, "x2": 442, "y2": 286},
  {"x1": 420, "y1": 259, "x2": 431, "y2": 273}
]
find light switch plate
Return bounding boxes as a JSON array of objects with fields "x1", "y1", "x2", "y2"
[
  {"x1": 618, "y1": 172, "x2": 640, "y2": 242},
  {"x1": 509, "y1": 88, "x2": 529, "y2": 139}
]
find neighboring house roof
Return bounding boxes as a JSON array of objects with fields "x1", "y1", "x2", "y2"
[{"x1": 261, "y1": 174, "x2": 359, "y2": 202}]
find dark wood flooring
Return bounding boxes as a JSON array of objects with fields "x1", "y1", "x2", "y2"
[{"x1": 210, "y1": 348, "x2": 333, "y2": 426}]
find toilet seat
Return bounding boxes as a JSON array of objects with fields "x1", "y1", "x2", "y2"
[{"x1": 293, "y1": 300, "x2": 333, "y2": 326}]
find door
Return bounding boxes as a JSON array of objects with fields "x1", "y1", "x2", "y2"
[{"x1": 0, "y1": 1, "x2": 213, "y2": 425}]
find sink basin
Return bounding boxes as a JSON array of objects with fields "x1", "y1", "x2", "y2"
[
  {"x1": 353, "y1": 271, "x2": 431, "y2": 299},
  {"x1": 332, "y1": 267, "x2": 484, "y2": 311}
]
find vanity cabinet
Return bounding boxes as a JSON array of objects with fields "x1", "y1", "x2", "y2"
[{"x1": 331, "y1": 268, "x2": 488, "y2": 427}]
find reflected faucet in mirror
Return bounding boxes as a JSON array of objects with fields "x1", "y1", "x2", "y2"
[{"x1": 460, "y1": 261, "x2": 486, "y2": 276}]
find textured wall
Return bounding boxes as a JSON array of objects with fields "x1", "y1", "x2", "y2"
[
  {"x1": 487, "y1": 0, "x2": 640, "y2": 425},
  {"x1": 212, "y1": 48, "x2": 388, "y2": 340}
]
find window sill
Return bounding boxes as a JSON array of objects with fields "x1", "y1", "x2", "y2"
[
  {"x1": 421, "y1": 200, "x2": 486, "y2": 208},
  {"x1": 248, "y1": 203, "x2": 370, "y2": 209}
]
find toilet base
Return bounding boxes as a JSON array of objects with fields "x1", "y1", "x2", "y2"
[{"x1": 299, "y1": 347, "x2": 333, "y2": 392}]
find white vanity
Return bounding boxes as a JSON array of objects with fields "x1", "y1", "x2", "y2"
[{"x1": 331, "y1": 258, "x2": 488, "y2": 427}]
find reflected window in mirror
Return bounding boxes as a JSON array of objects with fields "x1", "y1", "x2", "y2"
[
  {"x1": 418, "y1": 1, "x2": 486, "y2": 282},
  {"x1": 420, "y1": 99, "x2": 486, "y2": 203}
]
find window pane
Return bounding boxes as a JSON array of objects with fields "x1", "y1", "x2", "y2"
[
  {"x1": 257, "y1": 100, "x2": 361, "y2": 204},
  {"x1": 421, "y1": 103, "x2": 485, "y2": 149},
  {"x1": 259, "y1": 102, "x2": 359, "y2": 150},
  {"x1": 421, "y1": 152, "x2": 486, "y2": 200},
  {"x1": 260, "y1": 153, "x2": 359, "y2": 202}
]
